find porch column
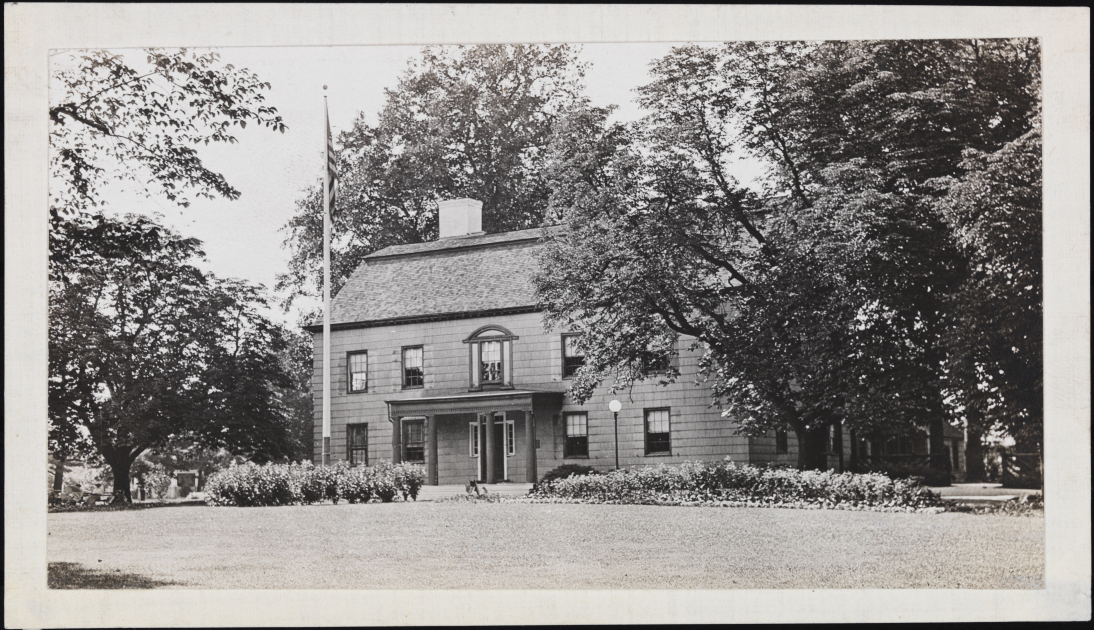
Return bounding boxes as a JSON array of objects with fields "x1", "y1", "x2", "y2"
[
  {"x1": 392, "y1": 417, "x2": 402, "y2": 464},
  {"x1": 485, "y1": 410, "x2": 498, "y2": 484},
  {"x1": 426, "y1": 415, "x2": 438, "y2": 485},
  {"x1": 524, "y1": 410, "x2": 536, "y2": 483}
]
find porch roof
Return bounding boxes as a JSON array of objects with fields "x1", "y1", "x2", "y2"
[{"x1": 385, "y1": 389, "x2": 565, "y2": 416}]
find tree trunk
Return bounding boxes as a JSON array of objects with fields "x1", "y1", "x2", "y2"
[
  {"x1": 52, "y1": 458, "x2": 66, "y2": 493},
  {"x1": 927, "y1": 416, "x2": 952, "y2": 487},
  {"x1": 848, "y1": 428, "x2": 860, "y2": 473},
  {"x1": 794, "y1": 424, "x2": 829, "y2": 471},
  {"x1": 108, "y1": 457, "x2": 135, "y2": 503},
  {"x1": 964, "y1": 422, "x2": 986, "y2": 483}
]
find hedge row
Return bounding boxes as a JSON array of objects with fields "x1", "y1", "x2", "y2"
[
  {"x1": 204, "y1": 461, "x2": 425, "y2": 507},
  {"x1": 528, "y1": 460, "x2": 942, "y2": 512}
]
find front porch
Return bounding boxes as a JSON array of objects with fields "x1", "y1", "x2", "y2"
[{"x1": 386, "y1": 390, "x2": 564, "y2": 485}]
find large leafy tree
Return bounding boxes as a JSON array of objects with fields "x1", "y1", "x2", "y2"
[
  {"x1": 49, "y1": 48, "x2": 286, "y2": 217},
  {"x1": 535, "y1": 39, "x2": 1040, "y2": 472},
  {"x1": 49, "y1": 213, "x2": 304, "y2": 501},
  {"x1": 277, "y1": 44, "x2": 588, "y2": 305}
]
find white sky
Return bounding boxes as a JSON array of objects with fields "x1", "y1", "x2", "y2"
[{"x1": 54, "y1": 43, "x2": 767, "y2": 326}]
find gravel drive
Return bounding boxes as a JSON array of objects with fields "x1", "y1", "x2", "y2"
[{"x1": 47, "y1": 502, "x2": 1044, "y2": 589}]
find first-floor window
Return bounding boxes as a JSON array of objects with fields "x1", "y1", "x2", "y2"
[
  {"x1": 348, "y1": 423, "x2": 368, "y2": 466},
  {"x1": 469, "y1": 423, "x2": 479, "y2": 458},
  {"x1": 402, "y1": 419, "x2": 425, "y2": 463},
  {"x1": 506, "y1": 421, "x2": 516, "y2": 457},
  {"x1": 775, "y1": 429, "x2": 789, "y2": 454},
  {"x1": 564, "y1": 412, "x2": 588, "y2": 457},
  {"x1": 644, "y1": 408, "x2": 671, "y2": 455}
]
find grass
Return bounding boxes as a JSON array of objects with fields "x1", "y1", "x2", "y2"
[{"x1": 47, "y1": 502, "x2": 1044, "y2": 589}]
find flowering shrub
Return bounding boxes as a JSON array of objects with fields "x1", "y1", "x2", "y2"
[
  {"x1": 204, "y1": 461, "x2": 428, "y2": 507},
  {"x1": 528, "y1": 459, "x2": 942, "y2": 512}
]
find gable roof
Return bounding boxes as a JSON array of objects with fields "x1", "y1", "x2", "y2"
[{"x1": 307, "y1": 225, "x2": 565, "y2": 331}]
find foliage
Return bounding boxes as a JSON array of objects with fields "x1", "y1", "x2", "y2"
[
  {"x1": 934, "y1": 125, "x2": 1043, "y2": 453},
  {"x1": 49, "y1": 48, "x2": 285, "y2": 216},
  {"x1": 49, "y1": 212, "x2": 306, "y2": 500},
  {"x1": 203, "y1": 461, "x2": 427, "y2": 507},
  {"x1": 537, "y1": 464, "x2": 602, "y2": 486},
  {"x1": 535, "y1": 39, "x2": 1041, "y2": 469},
  {"x1": 528, "y1": 460, "x2": 942, "y2": 512},
  {"x1": 277, "y1": 44, "x2": 588, "y2": 306},
  {"x1": 130, "y1": 457, "x2": 173, "y2": 500}
]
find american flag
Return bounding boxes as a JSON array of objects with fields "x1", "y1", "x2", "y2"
[{"x1": 325, "y1": 102, "x2": 338, "y2": 218}]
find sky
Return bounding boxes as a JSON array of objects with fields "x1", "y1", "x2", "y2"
[{"x1": 52, "y1": 43, "x2": 767, "y2": 327}]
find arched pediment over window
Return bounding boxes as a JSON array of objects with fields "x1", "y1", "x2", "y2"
[
  {"x1": 464, "y1": 324, "x2": 518, "y2": 390},
  {"x1": 463, "y1": 324, "x2": 518, "y2": 343}
]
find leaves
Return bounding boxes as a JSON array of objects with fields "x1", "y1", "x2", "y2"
[{"x1": 49, "y1": 48, "x2": 286, "y2": 216}]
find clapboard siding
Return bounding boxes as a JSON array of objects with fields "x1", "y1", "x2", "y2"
[{"x1": 312, "y1": 310, "x2": 759, "y2": 480}]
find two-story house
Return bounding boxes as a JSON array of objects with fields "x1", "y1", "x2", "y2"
[{"x1": 306, "y1": 198, "x2": 864, "y2": 485}]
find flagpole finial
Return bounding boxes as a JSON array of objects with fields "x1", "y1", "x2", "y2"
[{"x1": 323, "y1": 85, "x2": 328, "y2": 90}]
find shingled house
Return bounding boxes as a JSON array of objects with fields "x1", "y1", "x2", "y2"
[{"x1": 306, "y1": 198, "x2": 956, "y2": 485}]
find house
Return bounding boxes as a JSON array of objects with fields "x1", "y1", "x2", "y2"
[{"x1": 306, "y1": 198, "x2": 961, "y2": 485}]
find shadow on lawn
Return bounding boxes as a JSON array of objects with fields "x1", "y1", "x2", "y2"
[{"x1": 48, "y1": 562, "x2": 182, "y2": 589}]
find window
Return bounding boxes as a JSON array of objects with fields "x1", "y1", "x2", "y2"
[
  {"x1": 480, "y1": 341, "x2": 502, "y2": 383},
  {"x1": 402, "y1": 346, "x2": 424, "y2": 388},
  {"x1": 402, "y1": 419, "x2": 425, "y2": 463},
  {"x1": 469, "y1": 423, "x2": 479, "y2": 458},
  {"x1": 562, "y1": 334, "x2": 585, "y2": 378},
  {"x1": 464, "y1": 325, "x2": 517, "y2": 390},
  {"x1": 645, "y1": 408, "x2": 671, "y2": 455},
  {"x1": 348, "y1": 423, "x2": 368, "y2": 466},
  {"x1": 645, "y1": 336, "x2": 678, "y2": 374},
  {"x1": 775, "y1": 429, "x2": 789, "y2": 454},
  {"x1": 347, "y1": 351, "x2": 368, "y2": 393},
  {"x1": 564, "y1": 412, "x2": 588, "y2": 457},
  {"x1": 506, "y1": 421, "x2": 516, "y2": 457}
]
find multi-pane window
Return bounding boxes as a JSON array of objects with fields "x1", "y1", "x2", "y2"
[
  {"x1": 348, "y1": 423, "x2": 368, "y2": 466},
  {"x1": 562, "y1": 334, "x2": 585, "y2": 378},
  {"x1": 645, "y1": 336, "x2": 678, "y2": 374},
  {"x1": 402, "y1": 419, "x2": 425, "y2": 463},
  {"x1": 644, "y1": 408, "x2": 671, "y2": 455},
  {"x1": 775, "y1": 429, "x2": 789, "y2": 454},
  {"x1": 402, "y1": 346, "x2": 424, "y2": 388},
  {"x1": 564, "y1": 412, "x2": 588, "y2": 457},
  {"x1": 347, "y1": 351, "x2": 368, "y2": 393},
  {"x1": 505, "y1": 421, "x2": 515, "y2": 457},
  {"x1": 465, "y1": 326, "x2": 516, "y2": 390},
  {"x1": 480, "y1": 341, "x2": 502, "y2": 383}
]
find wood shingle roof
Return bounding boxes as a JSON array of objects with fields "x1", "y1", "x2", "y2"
[{"x1": 315, "y1": 225, "x2": 565, "y2": 329}]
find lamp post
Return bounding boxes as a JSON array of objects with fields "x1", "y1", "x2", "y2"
[{"x1": 608, "y1": 399, "x2": 622, "y2": 470}]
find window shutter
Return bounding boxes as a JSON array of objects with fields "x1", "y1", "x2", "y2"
[{"x1": 502, "y1": 340, "x2": 511, "y2": 385}]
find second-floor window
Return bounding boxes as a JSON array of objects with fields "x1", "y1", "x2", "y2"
[
  {"x1": 402, "y1": 346, "x2": 424, "y2": 388},
  {"x1": 562, "y1": 334, "x2": 585, "y2": 378},
  {"x1": 464, "y1": 325, "x2": 517, "y2": 390},
  {"x1": 347, "y1": 351, "x2": 368, "y2": 393}
]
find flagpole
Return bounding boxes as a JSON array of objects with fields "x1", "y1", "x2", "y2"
[{"x1": 322, "y1": 88, "x2": 331, "y2": 467}]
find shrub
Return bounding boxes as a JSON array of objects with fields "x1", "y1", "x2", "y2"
[
  {"x1": 529, "y1": 459, "x2": 942, "y2": 512},
  {"x1": 204, "y1": 462, "x2": 296, "y2": 507},
  {"x1": 393, "y1": 462, "x2": 426, "y2": 501},
  {"x1": 537, "y1": 464, "x2": 602, "y2": 486},
  {"x1": 177, "y1": 485, "x2": 191, "y2": 498}
]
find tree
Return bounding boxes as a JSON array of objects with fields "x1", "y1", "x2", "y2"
[
  {"x1": 277, "y1": 44, "x2": 588, "y2": 305},
  {"x1": 49, "y1": 212, "x2": 305, "y2": 501},
  {"x1": 49, "y1": 48, "x2": 286, "y2": 217},
  {"x1": 935, "y1": 123, "x2": 1043, "y2": 477},
  {"x1": 535, "y1": 39, "x2": 1040, "y2": 472}
]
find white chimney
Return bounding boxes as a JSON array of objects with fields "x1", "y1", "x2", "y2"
[{"x1": 438, "y1": 198, "x2": 483, "y2": 239}]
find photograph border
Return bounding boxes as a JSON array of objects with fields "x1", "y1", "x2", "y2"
[{"x1": 5, "y1": 4, "x2": 1090, "y2": 626}]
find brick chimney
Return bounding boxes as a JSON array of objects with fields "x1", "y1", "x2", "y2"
[{"x1": 438, "y1": 198, "x2": 483, "y2": 239}]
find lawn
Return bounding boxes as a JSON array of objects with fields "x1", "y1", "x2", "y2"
[{"x1": 47, "y1": 502, "x2": 1044, "y2": 589}]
